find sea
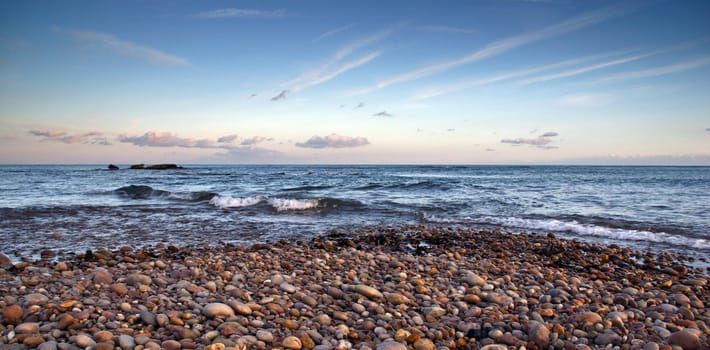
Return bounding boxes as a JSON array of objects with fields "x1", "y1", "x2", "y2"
[{"x1": 1, "y1": 165, "x2": 708, "y2": 264}]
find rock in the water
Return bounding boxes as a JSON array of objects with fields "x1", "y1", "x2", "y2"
[
  {"x1": 0, "y1": 252, "x2": 11, "y2": 267},
  {"x1": 352, "y1": 284, "x2": 383, "y2": 299},
  {"x1": 108, "y1": 164, "x2": 119, "y2": 170},
  {"x1": 130, "y1": 164, "x2": 145, "y2": 169},
  {"x1": 528, "y1": 321, "x2": 550, "y2": 348},
  {"x1": 668, "y1": 329, "x2": 702, "y2": 350},
  {"x1": 377, "y1": 341, "x2": 408, "y2": 350},
  {"x1": 2, "y1": 305, "x2": 23, "y2": 324},
  {"x1": 282, "y1": 336, "x2": 302, "y2": 349},
  {"x1": 15, "y1": 322, "x2": 39, "y2": 334},
  {"x1": 147, "y1": 164, "x2": 183, "y2": 170},
  {"x1": 202, "y1": 303, "x2": 235, "y2": 318}
]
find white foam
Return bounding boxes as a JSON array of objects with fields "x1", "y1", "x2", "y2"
[
  {"x1": 268, "y1": 198, "x2": 319, "y2": 211},
  {"x1": 485, "y1": 217, "x2": 710, "y2": 249},
  {"x1": 210, "y1": 195, "x2": 263, "y2": 208}
]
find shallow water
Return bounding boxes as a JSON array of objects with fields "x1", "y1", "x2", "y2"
[{"x1": 1, "y1": 165, "x2": 708, "y2": 262}]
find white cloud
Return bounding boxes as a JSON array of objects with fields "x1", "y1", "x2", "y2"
[
  {"x1": 195, "y1": 8, "x2": 289, "y2": 19},
  {"x1": 119, "y1": 131, "x2": 219, "y2": 148},
  {"x1": 296, "y1": 134, "x2": 370, "y2": 149},
  {"x1": 501, "y1": 131, "x2": 559, "y2": 149},
  {"x1": 29, "y1": 130, "x2": 111, "y2": 145},
  {"x1": 414, "y1": 51, "x2": 621, "y2": 99},
  {"x1": 558, "y1": 93, "x2": 611, "y2": 106},
  {"x1": 596, "y1": 56, "x2": 710, "y2": 83},
  {"x1": 367, "y1": 4, "x2": 632, "y2": 91},
  {"x1": 418, "y1": 25, "x2": 476, "y2": 34},
  {"x1": 241, "y1": 136, "x2": 272, "y2": 146},
  {"x1": 69, "y1": 30, "x2": 188, "y2": 66},
  {"x1": 314, "y1": 24, "x2": 355, "y2": 42}
]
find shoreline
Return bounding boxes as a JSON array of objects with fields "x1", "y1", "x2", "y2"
[{"x1": 1, "y1": 226, "x2": 708, "y2": 349}]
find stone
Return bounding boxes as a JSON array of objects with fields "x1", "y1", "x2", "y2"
[
  {"x1": 127, "y1": 273, "x2": 151, "y2": 286},
  {"x1": 108, "y1": 164, "x2": 119, "y2": 170},
  {"x1": 161, "y1": 339, "x2": 182, "y2": 350},
  {"x1": 22, "y1": 293, "x2": 49, "y2": 305},
  {"x1": 140, "y1": 311, "x2": 158, "y2": 327},
  {"x1": 384, "y1": 292, "x2": 410, "y2": 305},
  {"x1": 119, "y1": 334, "x2": 136, "y2": 350},
  {"x1": 2, "y1": 305, "x2": 23, "y2": 324},
  {"x1": 352, "y1": 284, "x2": 383, "y2": 299},
  {"x1": 280, "y1": 282, "x2": 297, "y2": 293},
  {"x1": 24, "y1": 336, "x2": 44, "y2": 347},
  {"x1": 57, "y1": 314, "x2": 76, "y2": 330},
  {"x1": 376, "y1": 341, "x2": 408, "y2": 350},
  {"x1": 93, "y1": 268, "x2": 113, "y2": 284},
  {"x1": 480, "y1": 345, "x2": 508, "y2": 350},
  {"x1": 668, "y1": 329, "x2": 701, "y2": 350},
  {"x1": 462, "y1": 270, "x2": 486, "y2": 286},
  {"x1": 644, "y1": 342, "x2": 660, "y2": 350},
  {"x1": 594, "y1": 331, "x2": 621, "y2": 346},
  {"x1": 38, "y1": 341, "x2": 58, "y2": 350},
  {"x1": 256, "y1": 330, "x2": 274, "y2": 343},
  {"x1": 0, "y1": 252, "x2": 11, "y2": 267},
  {"x1": 202, "y1": 303, "x2": 235, "y2": 318},
  {"x1": 575, "y1": 311, "x2": 602, "y2": 325},
  {"x1": 147, "y1": 164, "x2": 183, "y2": 170},
  {"x1": 75, "y1": 334, "x2": 97, "y2": 348},
  {"x1": 229, "y1": 301, "x2": 252, "y2": 315},
  {"x1": 314, "y1": 314, "x2": 332, "y2": 326},
  {"x1": 528, "y1": 321, "x2": 550, "y2": 348},
  {"x1": 130, "y1": 164, "x2": 145, "y2": 169},
  {"x1": 283, "y1": 336, "x2": 303, "y2": 349},
  {"x1": 422, "y1": 306, "x2": 446, "y2": 318},
  {"x1": 94, "y1": 330, "x2": 113, "y2": 342},
  {"x1": 486, "y1": 293, "x2": 513, "y2": 306},
  {"x1": 15, "y1": 322, "x2": 40, "y2": 334},
  {"x1": 413, "y1": 338, "x2": 436, "y2": 350},
  {"x1": 111, "y1": 283, "x2": 128, "y2": 295}
]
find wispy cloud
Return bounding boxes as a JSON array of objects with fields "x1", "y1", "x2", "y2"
[
  {"x1": 217, "y1": 134, "x2": 238, "y2": 143},
  {"x1": 271, "y1": 90, "x2": 289, "y2": 101},
  {"x1": 501, "y1": 131, "x2": 559, "y2": 149},
  {"x1": 314, "y1": 24, "x2": 355, "y2": 42},
  {"x1": 68, "y1": 30, "x2": 188, "y2": 66},
  {"x1": 706, "y1": 128, "x2": 710, "y2": 132},
  {"x1": 355, "y1": 102, "x2": 365, "y2": 109},
  {"x1": 419, "y1": 25, "x2": 476, "y2": 34},
  {"x1": 29, "y1": 130, "x2": 67, "y2": 138},
  {"x1": 195, "y1": 8, "x2": 290, "y2": 19},
  {"x1": 517, "y1": 51, "x2": 657, "y2": 86},
  {"x1": 366, "y1": 4, "x2": 632, "y2": 92},
  {"x1": 372, "y1": 111, "x2": 392, "y2": 117},
  {"x1": 283, "y1": 27, "x2": 395, "y2": 93},
  {"x1": 29, "y1": 130, "x2": 111, "y2": 145},
  {"x1": 414, "y1": 51, "x2": 621, "y2": 99},
  {"x1": 119, "y1": 131, "x2": 220, "y2": 148},
  {"x1": 241, "y1": 136, "x2": 272, "y2": 146},
  {"x1": 296, "y1": 133, "x2": 369, "y2": 149},
  {"x1": 595, "y1": 56, "x2": 710, "y2": 83}
]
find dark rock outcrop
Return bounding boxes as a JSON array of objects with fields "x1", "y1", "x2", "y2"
[
  {"x1": 130, "y1": 164, "x2": 145, "y2": 169},
  {"x1": 108, "y1": 164, "x2": 119, "y2": 170},
  {"x1": 146, "y1": 164, "x2": 183, "y2": 170}
]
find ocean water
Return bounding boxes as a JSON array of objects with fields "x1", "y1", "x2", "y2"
[{"x1": 0, "y1": 165, "x2": 708, "y2": 262}]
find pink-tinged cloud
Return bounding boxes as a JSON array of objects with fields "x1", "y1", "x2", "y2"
[
  {"x1": 296, "y1": 133, "x2": 370, "y2": 149},
  {"x1": 501, "y1": 131, "x2": 559, "y2": 149},
  {"x1": 29, "y1": 130, "x2": 68, "y2": 137},
  {"x1": 119, "y1": 131, "x2": 220, "y2": 148},
  {"x1": 241, "y1": 136, "x2": 272, "y2": 146},
  {"x1": 217, "y1": 134, "x2": 238, "y2": 143},
  {"x1": 29, "y1": 130, "x2": 111, "y2": 145}
]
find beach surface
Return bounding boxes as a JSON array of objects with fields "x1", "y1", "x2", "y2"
[{"x1": 1, "y1": 226, "x2": 708, "y2": 350}]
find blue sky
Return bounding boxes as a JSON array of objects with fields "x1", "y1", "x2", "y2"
[{"x1": 1, "y1": 0, "x2": 709, "y2": 164}]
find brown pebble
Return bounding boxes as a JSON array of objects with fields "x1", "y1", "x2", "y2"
[
  {"x1": 283, "y1": 336, "x2": 302, "y2": 349},
  {"x1": 162, "y1": 339, "x2": 182, "y2": 350},
  {"x1": 2, "y1": 305, "x2": 23, "y2": 325}
]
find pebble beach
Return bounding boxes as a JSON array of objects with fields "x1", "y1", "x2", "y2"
[{"x1": 1, "y1": 226, "x2": 708, "y2": 350}]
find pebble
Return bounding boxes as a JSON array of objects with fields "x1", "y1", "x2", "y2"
[
  {"x1": 283, "y1": 336, "x2": 303, "y2": 349},
  {"x1": 162, "y1": 339, "x2": 181, "y2": 350},
  {"x1": 119, "y1": 334, "x2": 136, "y2": 349},
  {"x1": 15, "y1": 322, "x2": 40, "y2": 334},
  {"x1": 668, "y1": 329, "x2": 702, "y2": 350},
  {"x1": 37, "y1": 341, "x2": 58, "y2": 350},
  {"x1": 75, "y1": 334, "x2": 96, "y2": 348},
  {"x1": 351, "y1": 284, "x2": 383, "y2": 299},
  {"x1": 413, "y1": 338, "x2": 436, "y2": 350},
  {"x1": 22, "y1": 293, "x2": 49, "y2": 305},
  {"x1": 2, "y1": 305, "x2": 23, "y2": 324},
  {"x1": 93, "y1": 267, "x2": 113, "y2": 284},
  {"x1": 575, "y1": 311, "x2": 603, "y2": 325},
  {"x1": 256, "y1": 329, "x2": 274, "y2": 343},
  {"x1": 376, "y1": 341, "x2": 408, "y2": 350},
  {"x1": 202, "y1": 303, "x2": 235, "y2": 318},
  {"x1": 528, "y1": 321, "x2": 550, "y2": 348}
]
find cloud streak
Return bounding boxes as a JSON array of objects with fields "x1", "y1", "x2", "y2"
[
  {"x1": 69, "y1": 30, "x2": 188, "y2": 66},
  {"x1": 296, "y1": 134, "x2": 369, "y2": 149},
  {"x1": 419, "y1": 25, "x2": 476, "y2": 34},
  {"x1": 241, "y1": 136, "x2": 272, "y2": 146},
  {"x1": 271, "y1": 90, "x2": 289, "y2": 101},
  {"x1": 367, "y1": 4, "x2": 632, "y2": 92},
  {"x1": 29, "y1": 130, "x2": 111, "y2": 145},
  {"x1": 414, "y1": 51, "x2": 622, "y2": 99},
  {"x1": 195, "y1": 8, "x2": 289, "y2": 19},
  {"x1": 314, "y1": 24, "x2": 354, "y2": 42},
  {"x1": 372, "y1": 111, "x2": 392, "y2": 117},
  {"x1": 119, "y1": 131, "x2": 219, "y2": 148},
  {"x1": 501, "y1": 131, "x2": 559, "y2": 149},
  {"x1": 595, "y1": 56, "x2": 710, "y2": 83},
  {"x1": 283, "y1": 27, "x2": 394, "y2": 93}
]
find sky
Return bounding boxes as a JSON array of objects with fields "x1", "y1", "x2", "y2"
[{"x1": 1, "y1": 0, "x2": 709, "y2": 165}]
